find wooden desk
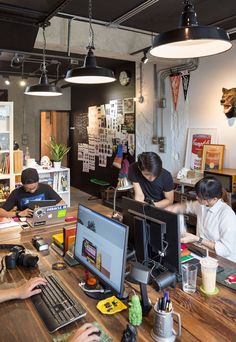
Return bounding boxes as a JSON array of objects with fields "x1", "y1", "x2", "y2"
[{"x1": 0, "y1": 208, "x2": 236, "y2": 341}]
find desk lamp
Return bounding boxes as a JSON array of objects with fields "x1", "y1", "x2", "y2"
[{"x1": 112, "y1": 158, "x2": 133, "y2": 220}]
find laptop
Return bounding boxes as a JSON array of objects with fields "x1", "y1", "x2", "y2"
[
  {"x1": 28, "y1": 200, "x2": 57, "y2": 210},
  {"x1": 27, "y1": 205, "x2": 68, "y2": 227}
]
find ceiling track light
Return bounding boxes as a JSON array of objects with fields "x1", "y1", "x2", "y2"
[
  {"x1": 4, "y1": 77, "x2": 10, "y2": 86},
  {"x1": 25, "y1": 23, "x2": 62, "y2": 96},
  {"x1": 65, "y1": 0, "x2": 116, "y2": 84},
  {"x1": 150, "y1": 0, "x2": 232, "y2": 59}
]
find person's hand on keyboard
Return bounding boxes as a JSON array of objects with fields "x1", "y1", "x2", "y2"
[
  {"x1": 69, "y1": 323, "x2": 101, "y2": 342},
  {"x1": 17, "y1": 277, "x2": 47, "y2": 300}
]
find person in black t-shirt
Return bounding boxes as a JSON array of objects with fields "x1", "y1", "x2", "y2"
[
  {"x1": 0, "y1": 168, "x2": 64, "y2": 218},
  {"x1": 128, "y1": 152, "x2": 174, "y2": 208}
]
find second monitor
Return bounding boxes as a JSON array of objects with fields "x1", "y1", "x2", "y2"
[{"x1": 122, "y1": 197, "x2": 182, "y2": 279}]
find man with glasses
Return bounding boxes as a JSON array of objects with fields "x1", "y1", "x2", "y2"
[
  {"x1": 128, "y1": 152, "x2": 174, "y2": 208},
  {"x1": 167, "y1": 176, "x2": 236, "y2": 262},
  {"x1": 0, "y1": 168, "x2": 64, "y2": 218}
]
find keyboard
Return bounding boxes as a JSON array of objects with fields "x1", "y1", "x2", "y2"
[{"x1": 31, "y1": 274, "x2": 87, "y2": 333}]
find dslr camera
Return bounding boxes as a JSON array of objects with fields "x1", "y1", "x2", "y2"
[{"x1": 5, "y1": 246, "x2": 39, "y2": 269}]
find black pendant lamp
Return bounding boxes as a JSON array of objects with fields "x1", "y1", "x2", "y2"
[
  {"x1": 150, "y1": 0, "x2": 232, "y2": 59},
  {"x1": 25, "y1": 25, "x2": 62, "y2": 96},
  {"x1": 65, "y1": 0, "x2": 116, "y2": 84}
]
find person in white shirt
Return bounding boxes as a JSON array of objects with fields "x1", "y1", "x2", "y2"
[{"x1": 167, "y1": 176, "x2": 236, "y2": 262}]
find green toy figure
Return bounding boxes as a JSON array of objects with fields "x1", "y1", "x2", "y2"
[{"x1": 129, "y1": 292, "x2": 142, "y2": 326}]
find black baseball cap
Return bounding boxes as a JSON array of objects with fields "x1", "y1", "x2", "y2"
[{"x1": 21, "y1": 168, "x2": 39, "y2": 185}]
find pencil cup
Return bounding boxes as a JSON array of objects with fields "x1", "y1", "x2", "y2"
[{"x1": 151, "y1": 304, "x2": 181, "y2": 342}]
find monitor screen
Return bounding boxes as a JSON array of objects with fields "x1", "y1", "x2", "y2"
[
  {"x1": 122, "y1": 197, "x2": 181, "y2": 278},
  {"x1": 74, "y1": 204, "x2": 129, "y2": 297}
]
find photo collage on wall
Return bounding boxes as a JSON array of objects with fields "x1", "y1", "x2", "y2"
[{"x1": 77, "y1": 98, "x2": 135, "y2": 172}]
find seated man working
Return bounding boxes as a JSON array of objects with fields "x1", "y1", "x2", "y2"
[
  {"x1": 128, "y1": 152, "x2": 174, "y2": 208},
  {"x1": 0, "y1": 168, "x2": 64, "y2": 218},
  {"x1": 167, "y1": 176, "x2": 236, "y2": 262}
]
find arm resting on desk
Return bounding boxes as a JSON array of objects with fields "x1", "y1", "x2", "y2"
[{"x1": 0, "y1": 277, "x2": 47, "y2": 303}]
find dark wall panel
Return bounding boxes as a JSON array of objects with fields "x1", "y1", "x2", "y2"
[{"x1": 69, "y1": 61, "x2": 135, "y2": 196}]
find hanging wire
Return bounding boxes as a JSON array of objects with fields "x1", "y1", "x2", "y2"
[
  {"x1": 87, "y1": 0, "x2": 95, "y2": 49},
  {"x1": 40, "y1": 25, "x2": 47, "y2": 74}
]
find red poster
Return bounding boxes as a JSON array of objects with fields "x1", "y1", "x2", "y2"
[{"x1": 170, "y1": 74, "x2": 181, "y2": 111}]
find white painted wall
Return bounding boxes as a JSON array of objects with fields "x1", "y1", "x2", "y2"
[
  {"x1": 136, "y1": 40, "x2": 236, "y2": 176},
  {"x1": 0, "y1": 76, "x2": 70, "y2": 160}
]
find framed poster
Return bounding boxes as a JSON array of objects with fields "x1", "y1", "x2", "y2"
[
  {"x1": 185, "y1": 128, "x2": 217, "y2": 170},
  {"x1": 123, "y1": 98, "x2": 134, "y2": 114},
  {"x1": 201, "y1": 144, "x2": 225, "y2": 171}
]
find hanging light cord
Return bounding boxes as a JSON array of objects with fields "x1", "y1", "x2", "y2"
[
  {"x1": 87, "y1": 0, "x2": 95, "y2": 50},
  {"x1": 41, "y1": 25, "x2": 47, "y2": 75}
]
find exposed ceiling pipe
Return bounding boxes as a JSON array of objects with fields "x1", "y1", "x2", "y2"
[
  {"x1": 110, "y1": 0, "x2": 160, "y2": 26},
  {"x1": 152, "y1": 59, "x2": 199, "y2": 144},
  {"x1": 58, "y1": 12, "x2": 158, "y2": 36}
]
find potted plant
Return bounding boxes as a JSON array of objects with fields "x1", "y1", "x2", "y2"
[{"x1": 46, "y1": 137, "x2": 71, "y2": 169}]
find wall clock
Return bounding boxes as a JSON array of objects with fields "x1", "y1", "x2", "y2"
[{"x1": 119, "y1": 70, "x2": 131, "y2": 86}]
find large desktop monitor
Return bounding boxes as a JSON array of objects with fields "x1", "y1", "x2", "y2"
[
  {"x1": 74, "y1": 204, "x2": 129, "y2": 298},
  {"x1": 122, "y1": 197, "x2": 181, "y2": 278}
]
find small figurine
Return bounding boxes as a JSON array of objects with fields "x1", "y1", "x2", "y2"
[
  {"x1": 121, "y1": 324, "x2": 137, "y2": 342},
  {"x1": 40, "y1": 156, "x2": 52, "y2": 169},
  {"x1": 128, "y1": 292, "x2": 142, "y2": 326}
]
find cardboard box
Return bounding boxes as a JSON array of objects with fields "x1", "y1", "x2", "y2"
[{"x1": 14, "y1": 150, "x2": 23, "y2": 174}]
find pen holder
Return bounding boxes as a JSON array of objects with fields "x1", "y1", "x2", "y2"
[{"x1": 151, "y1": 304, "x2": 181, "y2": 342}]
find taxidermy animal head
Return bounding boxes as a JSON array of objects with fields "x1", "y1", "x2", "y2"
[{"x1": 221, "y1": 88, "x2": 236, "y2": 118}]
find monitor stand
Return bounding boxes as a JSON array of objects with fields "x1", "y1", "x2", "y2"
[
  {"x1": 81, "y1": 283, "x2": 113, "y2": 300},
  {"x1": 81, "y1": 282, "x2": 129, "y2": 301}
]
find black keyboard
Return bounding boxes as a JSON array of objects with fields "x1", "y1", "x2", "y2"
[{"x1": 31, "y1": 274, "x2": 87, "y2": 333}]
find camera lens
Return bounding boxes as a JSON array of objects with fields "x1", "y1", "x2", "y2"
[{"x1": 17, "y1": 253, "x2": 39, "y2": 267}]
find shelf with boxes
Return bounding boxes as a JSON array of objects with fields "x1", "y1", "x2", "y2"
[{"x1": 0, "y1": 102, "x2": 14, "y2": 203}]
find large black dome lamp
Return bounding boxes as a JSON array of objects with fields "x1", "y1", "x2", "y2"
[
  {"x1": 65, "y1": 0, "x2": 116, "y2": 84},
  {"x1": 25, "y1": 25, "x2": 62, "y2": 96},
  {"x1": 150, "y1": 0, "x2": 232, "y2": 59},
  {"x1": 65, "y1": 47, "x2": 116, "y2": 84}
]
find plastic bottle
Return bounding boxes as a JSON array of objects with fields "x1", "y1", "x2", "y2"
[{"x1": 24, "y1": 146, "x2": 30, "y2": 165}]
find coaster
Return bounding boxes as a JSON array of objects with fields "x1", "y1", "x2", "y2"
[{"x1": 200, "y1": 285, "x2": 219, "y2": 295}]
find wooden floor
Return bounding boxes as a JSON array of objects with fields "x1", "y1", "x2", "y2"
[{"x1": 70, "y1": 186, "x2": 113, "y2": 217}]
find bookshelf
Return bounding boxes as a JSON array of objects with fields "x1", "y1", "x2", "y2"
[{"x1": 0, "y1": 102, "x2": 14, "y2": 202}]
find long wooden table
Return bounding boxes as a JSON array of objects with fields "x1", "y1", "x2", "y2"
[{"x1": 0, "y1": 206, "x2": 236, "y2": 341}]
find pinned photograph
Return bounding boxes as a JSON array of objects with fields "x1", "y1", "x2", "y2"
[{"x1": 123, "y1": 98, "x2": 134, "y2": 114}]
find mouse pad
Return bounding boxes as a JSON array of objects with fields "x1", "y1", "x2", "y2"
[{"x1": 216, "y1": 268, "x2": 236, "y2": 291}]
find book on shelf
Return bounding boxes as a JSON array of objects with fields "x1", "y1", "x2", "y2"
[
  {"x1": 63, "y1": 226, "x2": 76, "y2": 253},
  {"x1": 0, "y1": 153, "x2": 10, "y2": 174}
]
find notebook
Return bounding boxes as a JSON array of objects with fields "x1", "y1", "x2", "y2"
[{"x1": 27, "y1": 205, "x2": 67, "y2": 227}]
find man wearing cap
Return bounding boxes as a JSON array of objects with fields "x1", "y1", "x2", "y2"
[{"x1": 0, "y1": 168, "x2": 64, "y2": 218}]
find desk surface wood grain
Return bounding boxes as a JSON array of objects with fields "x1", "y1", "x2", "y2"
[{"x1": 0, "y1": 206, "x2": 236, "y2": 341}]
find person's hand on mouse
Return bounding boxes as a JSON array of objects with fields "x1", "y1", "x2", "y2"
[{"x1": 69, "y1": 323, "x2": 101, "y2": 342}]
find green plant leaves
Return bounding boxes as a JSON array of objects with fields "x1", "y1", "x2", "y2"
[{"x1": 46, "y1": 136, "x2": 71, "y2": 162}]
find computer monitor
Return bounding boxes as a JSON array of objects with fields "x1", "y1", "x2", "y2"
[
  {"x1": 74, "y1": 204, "x2": 129, "y2": 298},
  {"x1": 122, "y1": 197, "x2": 181, "y2": 278}
]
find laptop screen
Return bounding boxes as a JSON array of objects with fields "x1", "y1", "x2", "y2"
[{"x1": 28, "y1": 200, "x2": 57, "y2": 210}]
